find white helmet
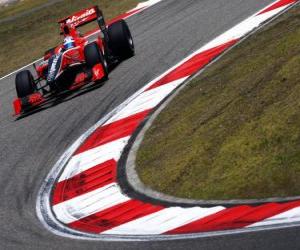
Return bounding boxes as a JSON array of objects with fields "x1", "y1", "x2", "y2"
[{"x1": 63, "y1": 36, "x2": 75, "y2": 50}]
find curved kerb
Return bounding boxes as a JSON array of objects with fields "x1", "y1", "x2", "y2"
[{"x1": 37, "y1": 0, "x2": 300, "y2": 241}]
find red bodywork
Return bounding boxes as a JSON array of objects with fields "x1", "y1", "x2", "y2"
[
  {"x1": 13, "y1": 6, "x2": 109, "y2": 116},
  {"x1": 36, "y1": 33, "x2": 106, "y2": 85}
]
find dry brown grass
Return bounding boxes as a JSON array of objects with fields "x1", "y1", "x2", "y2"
[{"x1": 136, "y1": 6, "x2": 300, "y2": 200}]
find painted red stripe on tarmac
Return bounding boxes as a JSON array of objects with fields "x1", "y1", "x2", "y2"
[
  {"x1": 83, "y1": 28, "x2": 99, "y2": 39},
  {"x1": 69, "y1": 199, "x2": 164, "y2": 233},
  {"x1": 166, "y1": 201, "x2": 300, "y2": 234},
  {"x1": 146, "y1": 39, "x2": 238, "y2": 91},
  {"x1": 84, "y1": 7, "x2": 145, "y2": 38},
  {"x1": 75, "y1": 109, "x2": 150, "y2": 155},
  {"x1": 257, "y1": 0, "x2": 296, "y2": 15},
  {"x1": 108, "y1": 7, "x2": 146, "y2": 25},
  {"x1": 52, "y1": 159, "x2": 117, "y2": 205}
]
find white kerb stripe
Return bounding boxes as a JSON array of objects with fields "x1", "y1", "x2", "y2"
[
  {"x1": 58, "y1": 137, "x2": 130, "y2": 182},
  {"x1": 247, "y1": 206, "x2": 300, "y2": 228},
  {"x1": 53, "y1": 183, "x2": 131, "y2": 224},
  {"x1": 199, "y1": 5, "x2": 291, "y2": 54},
  {"x1": 104, "y1": 77, "x2": 188, "y2": 125},
  {"x1": 101, "y1": 206, "x2": 225, "y2": 235}
]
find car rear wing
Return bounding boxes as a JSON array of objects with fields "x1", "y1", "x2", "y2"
[{"x1": 58, "y1": 6, "x2": 107, "y2": 32}]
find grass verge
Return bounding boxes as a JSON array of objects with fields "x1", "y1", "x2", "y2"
[
  {"x1": 0, "y1": 0, "x2": 50, "y2": 20},
  {"x1": 136, "y1": 6, "x2": 300, "y2": 200},
  {"x1": 0, "y1": 0, "x2": 140, "y2": 77}
]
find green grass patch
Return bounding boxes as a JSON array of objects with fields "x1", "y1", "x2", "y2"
[
  {"x1": 136, "y1": 6, "x2": 300, "y2": 200},
  {"x1": 0, "y1": 0, "x2": 140, "y2": 77},
  {"x1": 0, "y1": 0, "x2": 49, "y2": 20}
]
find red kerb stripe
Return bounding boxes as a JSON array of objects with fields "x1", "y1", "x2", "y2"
[
  {"x1": 75, "y1": 109, "x2": 151, "y2": 155},
  {"x1": 257, "y1": 0, "x2": 295, "y2": 15},
  {"x1": 69, "y1": 199, "x2": 164, "y2": 233},
  {"x1": 166, "y1": 201, "x2": 300, "y2": 234},
  {"x1": 146, "y1": 39, "x2": 238, "y2": 91},
  {"x1": 52, "y1": 159, "x2": 117, "y2": 205}
]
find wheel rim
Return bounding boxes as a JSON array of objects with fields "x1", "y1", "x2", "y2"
[
  {"x1": 125, "y1": 25, "x2": 134, "y2": 50},
  {"x1": 103, "y1": 57, "x2": 108, "y2": 72},
  {"x1": 129, "y1": 36, "x2": 133, "y2": 47}
]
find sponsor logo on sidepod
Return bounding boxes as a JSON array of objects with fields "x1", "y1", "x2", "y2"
[{"x1": 47, "y1": 55, "x2": 60, "y2": 82}]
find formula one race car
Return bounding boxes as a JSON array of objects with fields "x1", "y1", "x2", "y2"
[{"x1": 13, "y1": 6, "x2": 134, "y2": 116}]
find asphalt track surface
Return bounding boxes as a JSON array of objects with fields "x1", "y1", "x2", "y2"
[{"x1": 1, "y1": 0, "x2": 299, "y2": 249}]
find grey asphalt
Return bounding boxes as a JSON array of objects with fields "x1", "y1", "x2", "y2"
[{"x1": 0, "y1": 0, "x2": 299, "y2": 249}]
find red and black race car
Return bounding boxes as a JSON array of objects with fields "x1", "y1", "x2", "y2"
[{"x1": 13, "y1": 6, "x2": 134, "y2": 116}]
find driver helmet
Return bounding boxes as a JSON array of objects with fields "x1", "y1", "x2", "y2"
[{"x1": 63, "y1": 36, "x2": 75, "y2": 50}]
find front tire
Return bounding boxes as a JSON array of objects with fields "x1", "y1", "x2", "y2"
[
  {"x1": 108, "y1": 20, "x2": 135, "y2": 60},
  {"x1": 15, "y1": 70, "x2": 35, "y2": 98},
  {"x1": 84, "y1": 42, "x2": 108, "y2": 78}
]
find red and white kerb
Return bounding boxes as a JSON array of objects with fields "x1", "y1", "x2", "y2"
[{"x1": 49, "y1": 0, "x2": 300, "y2": 236}]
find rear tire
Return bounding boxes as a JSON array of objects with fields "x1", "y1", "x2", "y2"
[
  {"x1": 108, "y1": 20, "x2": 134, "y2": 60},
  {"x1": 84, "y1": 42, "x2": 108, "y2": 78},
  {"x1": 15, "y1": 70, "x2": 35, "y2": 98}
]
